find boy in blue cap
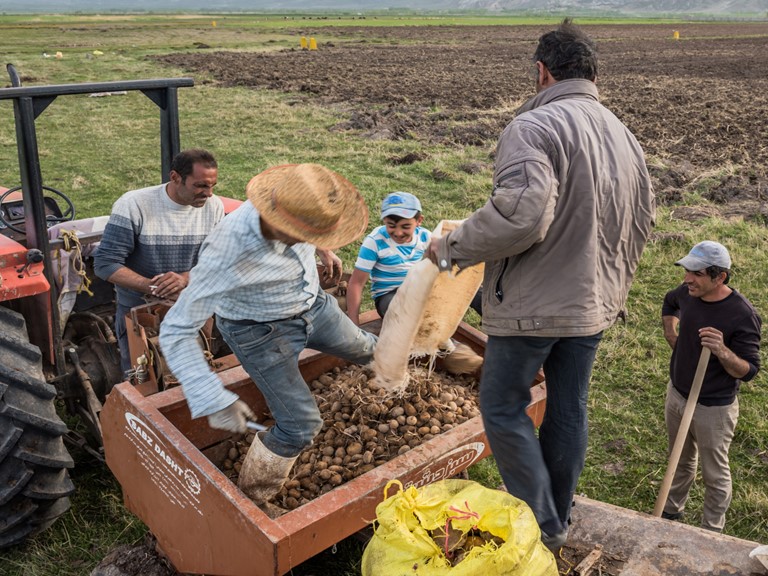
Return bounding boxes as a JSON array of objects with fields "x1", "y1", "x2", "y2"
[{"x1": 347, "y1": 191, "x2": 431, "y2": 325}]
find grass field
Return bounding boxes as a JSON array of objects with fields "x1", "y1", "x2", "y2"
[{"x1": 1, "y1": 12, "x2": 767, "y2": 576}]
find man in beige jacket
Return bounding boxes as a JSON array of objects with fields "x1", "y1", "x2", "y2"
[{"x1": 427, "y1": 19, "x2": 655, "y2": 550}]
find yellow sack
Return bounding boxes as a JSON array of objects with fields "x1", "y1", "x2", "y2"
[{"x1": 361, "y1": 479, "x2": 557, "y2": 576}]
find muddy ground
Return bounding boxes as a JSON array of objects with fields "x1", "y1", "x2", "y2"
[
  {"x1": 156, "y1": 22, "x2": 768, "y2": 223},
  {"x1": 89, "y1": 533, "x2": 621, "y2": 576},
  {"x1": 95, "y1": 23, "x2": 768, "y2": 576}
]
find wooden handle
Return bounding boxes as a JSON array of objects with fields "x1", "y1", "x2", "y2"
[{"x1": 653, "y1": 347, "x2": 712, "y2": 517}]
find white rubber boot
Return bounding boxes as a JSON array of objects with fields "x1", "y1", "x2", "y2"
[{"x1": 238, "y1": 432, "x2": 297, "y2": 518}]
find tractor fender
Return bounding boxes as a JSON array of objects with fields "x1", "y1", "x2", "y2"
[{"x1": 0, "y1": 235, "x2": 49, "y2": 300}]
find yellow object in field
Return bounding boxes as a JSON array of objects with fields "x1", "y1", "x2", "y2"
[
  {"x1": 309, "y1": 37, "x2": 318, "y2": 50},
  {"x1": 300, "y1": 36, "x2": 308, "y2": 50},
  {"x1": 673, "y1": 30, "x2": 680, "y2": 39},
  {"x1": 55, "y1": 51, "x2": 63, "y2": 59},
  {"x1": 211, "y1": 20, "x2": 216, "y2": 27},
  {"x1": 361, "y1": 479, "x2": 557, "y2": 576}
]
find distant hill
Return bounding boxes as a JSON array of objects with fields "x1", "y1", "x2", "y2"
[{"x1": 3, "y1": 0, "x2": 766, "y2": 16}]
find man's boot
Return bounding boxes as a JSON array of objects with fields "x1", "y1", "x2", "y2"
[
  {"x1": 238, "y1": 432, "x2": 298, "y2": 518},
  {"x1": 443, "y1": 342, "x2": 483, "y2": 375}
]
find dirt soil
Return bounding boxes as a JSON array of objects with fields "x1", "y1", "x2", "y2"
[
  {"x1": 155, "y1": 22, "x2": 768, "y2": 221},
  {"x1": 557, "y1": 543, "x2": 626, "y2": 575},
  {"x1": 89, "y1": 534, "x2": 618, "y2": 576},
  {"x1": 96, "y1": 23, "x2": 768, "y2": 576}
]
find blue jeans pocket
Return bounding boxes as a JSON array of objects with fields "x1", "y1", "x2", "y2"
[{"x1": 225, "y1": 321, "x2": 274, "y2": 350}]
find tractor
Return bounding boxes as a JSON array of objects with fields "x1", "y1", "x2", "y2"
[{"x1": 0, "y1": 63, "x2": 215, "y2": 548}]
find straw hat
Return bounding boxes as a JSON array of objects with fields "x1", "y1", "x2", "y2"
[{"x1": 246, "y1": 163, "x2": 368, "y2": 250}]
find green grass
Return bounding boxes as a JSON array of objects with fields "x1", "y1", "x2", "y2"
[{"x1": 1, "y1": 12, "x2": 767, "y2": 576}]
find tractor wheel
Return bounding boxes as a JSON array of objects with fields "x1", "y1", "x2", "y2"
[{"x1": 0, "y1": 306, "x2": 75, "y2": 548}]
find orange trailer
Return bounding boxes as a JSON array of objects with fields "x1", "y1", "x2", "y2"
[{"x1": 101, "y1": 314, "x2": 546, "y2": 576}]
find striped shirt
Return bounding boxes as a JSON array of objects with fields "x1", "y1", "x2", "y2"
[
  {"x1": 94, "y1": 184, "x2": 224, "y2": 308},
  {"x1": 354, "y1": 225, "x2": 431, "y2": 298},
  {"x1": 159, "y1": 201, "x2": 319, "y2": 418}
]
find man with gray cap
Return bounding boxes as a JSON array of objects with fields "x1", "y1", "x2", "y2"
[{"x1": 661, "y1": 240, "x2": 761, "y2": 532}]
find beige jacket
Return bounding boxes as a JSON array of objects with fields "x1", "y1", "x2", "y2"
[{"x1": 440, "y1": 79, "x2": 655, "y2": 337}]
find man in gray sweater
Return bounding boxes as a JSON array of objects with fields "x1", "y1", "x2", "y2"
[
  {"x1": 427, "y1": 19, "x2": 655, "y2": 550},
  {"x1": 94, "y1": 149, "x2": 224, "y2": 375}
]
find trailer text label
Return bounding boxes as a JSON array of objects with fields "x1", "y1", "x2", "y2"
[
  {"x1": 124, "y1": 412, "x2": 203, "y2": 515},
  {"x1": 404, "y1": 442, "x2": 486, "y2": 490}
]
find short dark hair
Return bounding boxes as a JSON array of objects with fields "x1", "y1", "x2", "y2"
[
  {"x1": 170, "y1": 149, "x2": 217, "y2": 180},
  {"x1": 533, "y1": 18, "x2": 598, "y2": 82},
  {"x1": 706, "y1": 265, "x2": 731, "y2": 285}
]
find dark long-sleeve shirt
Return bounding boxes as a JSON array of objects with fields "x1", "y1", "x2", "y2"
[{"x1": 662, "y1": 284, "x2": 761, "y2": 406}]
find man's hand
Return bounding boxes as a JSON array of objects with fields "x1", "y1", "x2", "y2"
[
  {"x1": 149, "y1": 271, "x2": 189, "y2": 300},
  {"x1": 662, "y1": 315, "x2": 679, "y2": 350},
  {"x1": 317, "y1": 249, "x2": 343, "y2": 283},
  {"x1": 207, "y1": 399, "x2": 256, "y2": 434},
  {"x1": 699, "y1": 326, "x2": 750, "y2": 379},
  {"x1": 425, "y1": 238, "x2": 440, "y2": 265},
  {"x1": 699, "y1": 326, "x2": 726, "y2": 357},
  {"x1": 425, "y1": 237, "x2": 452, "y2": 272}
]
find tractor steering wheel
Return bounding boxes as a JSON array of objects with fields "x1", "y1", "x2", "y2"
[{"x1": 0, "y1": 184, "x2": 76, "y2": 234}]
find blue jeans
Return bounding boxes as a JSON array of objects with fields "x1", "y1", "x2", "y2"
[
  {"x1": 480, "y1": 332, "x2": 602, "y2": 537},
  {"x1": 216, "y1": 290, "x2": 377, "y2": 458}
]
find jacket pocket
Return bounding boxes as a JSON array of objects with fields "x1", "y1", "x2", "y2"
[
  {"x1": 491, "y1": 163, "x2": 528, "y2": 218},
  {"x1": 491, "y1": 258, "x2": 510, "y2": 304}
]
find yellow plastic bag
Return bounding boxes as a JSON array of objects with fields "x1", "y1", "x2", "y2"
[{"x1": 361, "y1": 479, "x2": 557, "y2": 576}]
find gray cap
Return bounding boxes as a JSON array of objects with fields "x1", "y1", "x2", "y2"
[{"x1": 675, "y1": 241, "x2": 731, "y2": 270}]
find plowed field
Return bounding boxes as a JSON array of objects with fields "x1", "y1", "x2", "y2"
[{"x1": 156, "y1": 22, "x2": 768, "y2": 219}]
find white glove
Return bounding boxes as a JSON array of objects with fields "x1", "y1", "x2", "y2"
[{"x1": 206, "y1": 400, "x2": 256, "y2": 434}]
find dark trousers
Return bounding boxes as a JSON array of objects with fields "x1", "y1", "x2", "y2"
[{"x1": 480, "y1": 332, "x2": 602, "y2": 536}]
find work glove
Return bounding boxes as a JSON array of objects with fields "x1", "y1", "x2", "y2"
[{"x1": 207, "y1": 400, "x2": 256, "y2": 434}]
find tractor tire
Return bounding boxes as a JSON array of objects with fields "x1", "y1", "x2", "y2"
[{"x1": 0, "y1": 306, "x2": 75, "y2": 548}]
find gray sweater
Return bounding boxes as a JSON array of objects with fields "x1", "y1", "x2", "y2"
[{"x1": 94, "y1": 184, "x2": 224, "y2": 308}]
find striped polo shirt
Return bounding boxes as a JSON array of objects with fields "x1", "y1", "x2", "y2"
[{"x1": 354, "y1": 225, "x2": 431, "y2": 298}]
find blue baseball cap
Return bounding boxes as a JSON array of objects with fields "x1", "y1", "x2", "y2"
[
  {"x1": 381, "y1": 192, "x2": 422, "y2": 219},
  {"x1": 675, "y1": 241, "x2": 732, "y2": 270}
]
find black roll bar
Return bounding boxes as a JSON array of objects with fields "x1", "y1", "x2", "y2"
[{"x1": 0, "y1": 63, "x2": 194, "y2": 374}]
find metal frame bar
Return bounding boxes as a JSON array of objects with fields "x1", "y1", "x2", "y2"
[{"x1": 0, "y1": 64, "x2": 194, "y2": 374}]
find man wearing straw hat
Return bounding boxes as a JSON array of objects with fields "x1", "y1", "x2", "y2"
[
  {"x1": 160, "y1": 163, "x2": 377, "y2": 514},
  {"x1": 661, "y1": 240, "x2": 761, "y2": 532}
]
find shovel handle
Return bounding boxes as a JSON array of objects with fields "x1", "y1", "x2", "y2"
[{"x1": 653, "y1": 346, "x2": 712, "y2": 517}]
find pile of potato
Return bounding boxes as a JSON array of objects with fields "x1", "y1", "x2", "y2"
[{"x1": 219, "y1": 363, "x2": 481, "y2": 509}]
